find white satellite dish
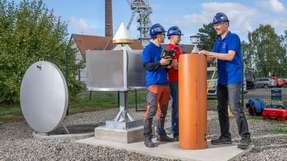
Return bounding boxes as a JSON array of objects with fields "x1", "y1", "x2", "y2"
[{"x1": 20, "y1": 61, "x2": 68, "y2": 133}]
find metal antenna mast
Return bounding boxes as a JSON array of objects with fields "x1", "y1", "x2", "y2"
[{"x1": 127, "y1": 0, "x2": 152, "y2": 45}]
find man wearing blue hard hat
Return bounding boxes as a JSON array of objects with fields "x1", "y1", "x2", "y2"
[
  {"x1": 142, "y1": 23, "x2": 174, "y2": 148},
  {"x1": 199, "y1": 12, "x2": 251, "y2": 149},
  {"x1": 166, "y1": 26, "x2": 183, "y2": 141}
]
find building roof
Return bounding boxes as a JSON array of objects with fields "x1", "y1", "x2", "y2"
[
  {"x1": 72, "y1": 34, "x2": 143, "y2": 56},
  {"x1": 72, "y1": 34, "x2": 194, "y2": 56}
]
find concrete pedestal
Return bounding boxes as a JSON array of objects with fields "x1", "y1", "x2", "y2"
[{"x1": 95, "y1": 125, "x2": 144, "y2": 143}]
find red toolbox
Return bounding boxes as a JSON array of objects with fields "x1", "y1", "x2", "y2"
[{"x1": 262, "y1": 108, "x2": 287, "y2": 122}]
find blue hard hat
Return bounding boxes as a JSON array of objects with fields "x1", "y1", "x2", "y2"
[
  {"x1": 212, "y1": 12, "x2": 229, "y2": 25},
  {"x1": 149, "y1": 23, "x2": 166, "y2": 38},
  {"x1": 167, "y1": 26, "x2": 183, "y2": 37}
]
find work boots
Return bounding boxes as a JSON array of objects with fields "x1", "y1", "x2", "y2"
[
  {"x1": 157, "y1": 135, "x2": 174, "y2": 142},
  {"x1": 156, "y1": 118, "x2": 174, "y2": 142},
  {"x1": 144, "y1": 119, "x2": 156, "y2": 148},
  {"x1": 211, "y1": 136, "x2": 232, "y2": 145},
  {"x1": 237, "y1": 137, "x2": 251, "y2": 149},
  {"x1": 144, "y1": 136, "x2": 156, "y2": 148},
  {"x1": 173, "y1": 135, "x2": 179, "y2": 141}
]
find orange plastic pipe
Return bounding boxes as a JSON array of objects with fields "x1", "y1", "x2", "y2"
[{"x1": 178, "y1": 53, "x2": 208, "y2": 149}]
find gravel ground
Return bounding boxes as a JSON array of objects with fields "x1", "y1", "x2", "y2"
[
  {"x1": 207, "y1": 115, "x2": 287, "y2": 139},
  {"x1": 0, "y1": 138, "x2": 179, "y2": 161},
  {"x1": 231, "y1": 136, "x2": 287, "y2": 161},
  {"x1": 0, "y1": 107, "x2": 286, "y2": 161},
  {"x1": 0, "y1": 108, "x2": 181, "y2": 161}
]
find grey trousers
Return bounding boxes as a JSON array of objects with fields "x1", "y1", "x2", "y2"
[{"x1": 217, "y1": 84, "x2": 250, "y2": 139}]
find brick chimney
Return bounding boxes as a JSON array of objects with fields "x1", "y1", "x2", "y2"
[{"x1": 105, "y1": 0, "x2": 113, "y2": 37}]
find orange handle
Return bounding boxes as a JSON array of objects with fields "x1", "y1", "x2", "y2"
[{"x1": 178, "y1": 53, "x2": 208, "y2": 149}]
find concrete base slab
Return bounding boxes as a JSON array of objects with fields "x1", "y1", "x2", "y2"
[
  {"x1": 77, "y1": 137, "x2": 252, "y2": 161},
  {"x1": 94, "y1": 126, "x2": 144, "y2": 143}
]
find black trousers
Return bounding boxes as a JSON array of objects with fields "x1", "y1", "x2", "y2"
[{"x1": 217, "y1": 84, "x2": 250, "y2": 139}]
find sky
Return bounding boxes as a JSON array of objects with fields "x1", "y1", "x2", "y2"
[{"x1": 16, "y1": 0, "x2": 287, "y2": 43}]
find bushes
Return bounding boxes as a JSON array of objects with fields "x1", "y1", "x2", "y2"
[{"x1": 0, "y1": 0, "x2": 82, "y2": 103}]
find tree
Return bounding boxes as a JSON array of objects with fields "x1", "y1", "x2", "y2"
[
  {"x1": 247, "y1": 25, "x2": 287, "y2": 77},
  {"x1": 197, "y1": 23, "x2": 217, "y2": 51},
  {"x1": 241, "y1": 40, "x2": 254, "y2": 69},
  {"x1": 281, "y1": 30, "x2": 287, "y2": 56},
  {"x1": 0, "y1": 0, "x2": 82, "y2": 104}
]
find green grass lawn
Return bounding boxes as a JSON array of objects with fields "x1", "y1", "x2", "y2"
[
  {"x1": 0, "y1": 104, "x2": 23, "y2": 123},
  {"x1": 0, "y1": 92, "x2": 226, "y2": 123},
  {"x1": 3, "y1": 91, "x2": 284, "y2": 130},
  {"x1": 247, "y1": 115, "x2": 287, "y2": 134},
  {"x1": 0, "y1": 90, "x2": 147, "y2": 123},
  {"x1": 70, "y1": 90, "x2": 147, "y2": 109}
]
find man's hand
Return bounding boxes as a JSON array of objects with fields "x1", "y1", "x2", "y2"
[
  {"x1": 171, "y1": 59, "x2": 178, "y2": 69},
  {"x1": 160, "y1": 58, "x2": 172, "y2": 65},
  {"x1": 199, "y1": 50, "x2": 216, "y2": 58},
  {"x1": 200, "y1": 50, "x2": 236, "y2": 61},
  {"x1": 199, "y1": 50, "x2": 211, "y2": 56},
  {"x1": 199, "y1": 50, "x2": 216, "y2": 62}
]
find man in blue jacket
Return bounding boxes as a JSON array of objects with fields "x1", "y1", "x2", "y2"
[
  {"x1": 199, "y1": 12, "x2": 251, "y2": 149},
  {"x1": 143, "y1": 23, "x2": 174, "y2": 148}
]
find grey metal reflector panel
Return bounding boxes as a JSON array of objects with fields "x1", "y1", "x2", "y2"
[
  {"x1": 20, "y1": 61, "x2": 68, "y2": 133},
  {"x1": 127, "y1": 50, "x2": 145, "y2": 88},
  {"x1": 86, "y1": 50, "x2": 126, "y2": 91},
  {"x1": 86, "y1": 50, "x2": 145, "y2": 91}
]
